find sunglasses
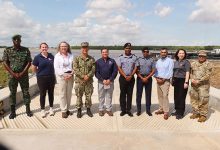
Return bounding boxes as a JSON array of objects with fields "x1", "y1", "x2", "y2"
[
  {"x1": 198, "y1": 55, "x2": 206, "y2": 58},
  {"x1": 143, "y1": 51, "x2": 149, "y2": 53}
]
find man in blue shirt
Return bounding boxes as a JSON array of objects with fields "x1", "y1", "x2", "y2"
[
  {"x1": 136, "y1": 47, "x2": 155, "y2": 116},
  {"x1": 154, "y1": 48, "x2": 174, "y2": 120},
  {"x1": 117, "y1": 43, "x2": 138, "y2": 117},
  {"x1": 95, "y1": 48, "x2": 118, "y2": 116}
]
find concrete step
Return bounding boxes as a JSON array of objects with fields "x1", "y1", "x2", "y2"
[{"x1": 1, "y1": 77, "x2": 220, "y2": 131}]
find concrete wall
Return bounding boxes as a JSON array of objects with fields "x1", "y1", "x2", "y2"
[
  {"x1": 209, "y1": 87, "x2": 220, "y2": 112},
  {"x1": 0, "y1": 77, "x2": 39, "y2": 112}
]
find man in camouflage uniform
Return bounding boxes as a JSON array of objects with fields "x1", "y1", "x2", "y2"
[
  {"x1": 190, "y1": 50, "x2": 212, "y2": 122},
  {"x1": 73, "y1": 42, "x2": 95, "y2": 118},
  {"x1": 2, "y1": 35, "x2": 33, "y2": 119}
]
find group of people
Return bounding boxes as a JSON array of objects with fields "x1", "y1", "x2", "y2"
[{"x1": 2, "y1": 34, "x2": 212, "y2": 123}]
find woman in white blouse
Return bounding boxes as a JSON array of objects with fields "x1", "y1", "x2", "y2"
[{"x1": 54, "y1": 41, "x2": 74, "y2": 118}]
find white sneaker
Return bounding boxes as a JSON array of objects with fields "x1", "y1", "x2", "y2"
[
  {"x1": 49, "y1": 108, "x2": 55, "y2": 116},
  {"x1": 41, "y1": 110, "x2": 46, "y2": 118}
]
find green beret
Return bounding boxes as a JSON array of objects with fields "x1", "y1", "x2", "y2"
[{"x1": 12, "y1": 34, "x2": 22, "y2": 40}]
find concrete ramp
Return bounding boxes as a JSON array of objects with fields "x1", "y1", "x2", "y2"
[{"x1": 1, "y1": 77, "x2": 220, "y2": 150}]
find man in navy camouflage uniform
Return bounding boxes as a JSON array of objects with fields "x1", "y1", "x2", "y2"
[{"x1": 2, "y1": 35, "x2": 33, "y2": 119}]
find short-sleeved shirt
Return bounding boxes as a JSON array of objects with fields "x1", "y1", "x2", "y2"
[
  {"x1": 2, "y1": 46, "x2": 32, "y2": 73},
  {"x1": 173, "y1": 59, "x2": 190, "y2": 78},
  {"x1": 116, "y1": 54, "x2": 138, "y2": 76},
  {"x1": 137, "y1": 56, "x2": 155, "y2": 75},
  {"x1": 32, "y1": 53, "x2": 55, "y2": 77}
]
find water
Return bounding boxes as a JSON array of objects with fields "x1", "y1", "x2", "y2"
[{"x1": 0, "y1": 48, "x2": 143, "y2": 60}]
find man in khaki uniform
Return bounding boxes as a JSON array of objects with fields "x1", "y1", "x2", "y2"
[
  {"x1": 73, "y1": 42, "x2": 95, "y2": 118},
  {"x1": 190, "y1": 50, "x2": 212, "y2": 122}
]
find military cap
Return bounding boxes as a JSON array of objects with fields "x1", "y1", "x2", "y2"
[
  {"x1": 12, "y1": 34, "x2": 22, "y2": 40},
  {"x1": 81, "y1": 42, "x2": 89, "y2": 47},
  {"x1": 198, "y1": 50, "x2": 207, "y2": 56},
  {"x1": 124, "y1": 42, "x2": 132, "y2": 49}
]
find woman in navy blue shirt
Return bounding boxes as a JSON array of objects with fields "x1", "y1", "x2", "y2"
[{"x1": 32, "y1": 43, "x2": 56, "y2": 118}]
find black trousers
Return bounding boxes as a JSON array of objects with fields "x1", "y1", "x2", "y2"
[
  {"x1": 173, "y1": 77, "x2": 188, "y2": 116},
  {"x1": 136, "y1": 77, "x2": 152, "y2": 112},
  {"x1": 119, "y1": 75, "x2": 135, "y2": 112},
  {"x1": 37, "y1": 75, "x2": 55, "y2": 109}
]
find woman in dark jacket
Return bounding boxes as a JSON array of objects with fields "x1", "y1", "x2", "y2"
[{"x1": 172, "y1": 49, "x2": 190, "y2": 119}]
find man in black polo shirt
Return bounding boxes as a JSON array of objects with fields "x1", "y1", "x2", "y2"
[{"x1": 95, "y1": 48, "x2": 118, "y2": 116}]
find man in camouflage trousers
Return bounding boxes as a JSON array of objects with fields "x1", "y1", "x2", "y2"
[
  {"x1": 73, "y1": 42, "x2": 95, "y2": 118},
  {"x1": 190, "y1": 50, "x2": 212, "y2": 122},
  {"x1": 2, "y1": 35, "x2": 33, "y2": 119}
]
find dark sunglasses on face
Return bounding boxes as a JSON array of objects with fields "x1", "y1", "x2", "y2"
[
  {"x1": 13, "y1": 39, "x2": 21, "y2": 41},
  {"x1": 198, "y1": 55, "x2": 206, "y2": 58},
  {"x1": 143, "y1": 51, "x2": 149, "y2": 53}
]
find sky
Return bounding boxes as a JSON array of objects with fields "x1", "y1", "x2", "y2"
[{"x1": 0, "y1": 0, "x2": 220, "y2": 47}]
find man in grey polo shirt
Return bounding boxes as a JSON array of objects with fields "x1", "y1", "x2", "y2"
[
  {"x1": 117, "y1": 43, "x2": 138, "y2": 117},
  {"x1": 136, "y1": 47, "x2": 155, "y2": 116}
]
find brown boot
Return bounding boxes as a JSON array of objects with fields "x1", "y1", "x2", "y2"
[
  {"x1": 190, "y1": 113, "x2": 200, "y2": 119},
  {"x1": 99, "y1": 111, "x2": 105, "y2": 116},
  {"x1": 155, "y1": 110, "x2": 164, "y2": 115},
  {"x1": 106, "y1": 111, "x2": 113, "y2": 116},
  {"x1": 163, "y1": 113, "x2": 169, "y2": 120},
  {"x1": 198, "y1": 115, "x2": 207, "y2": 122},
  {"x1": 62, "y1": 112, "x2": 68, "y2": 118}
]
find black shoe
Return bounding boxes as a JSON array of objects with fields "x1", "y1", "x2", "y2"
[
  {"x1": 87, "y1": 108, "x2": 93, "y2": 117},
  {"x1": 127, "y1": 111, "x2": 133, "y2": 117},
  {"x1": 176, "y1": 115, "x2": 184, "y2": 120},
  {"x1": 77, "y1": 108, "x2": 82, "y2": 118},
  {"x1": 9, "y1": 113, "x2": 16, "y2": 119},
  {"x1": 136, "y1": 111, "x2": 141, "y2": 116},
  {"x1": 146, "y1": 110, "x2": 152, "y2": 116},
  {"x1": 26, "y1": 104, "x2": 33, "y2": 117},
  {"x1": 171, "y1": 111, "x2": 177, "y2": 116},
  {"x1": 9, "y1": 105, "x2": 16, "y2": 119},
  {"x1": 67, "y1": 110, "x2": 73, "y2": 116},
  {"x1": 120, "y1": 111, "x2": 126, "y2": 116}
]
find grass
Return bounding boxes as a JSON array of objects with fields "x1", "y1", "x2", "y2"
[
  {"x1": 0, "y1": 63, "x2": 8, "y2": 88},
  {"x1": 0, "y1": 61, "x2": 33, "y2": 88}
]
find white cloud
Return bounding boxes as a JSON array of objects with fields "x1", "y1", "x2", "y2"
[
  {"x1": 86, "y1": 0, "x2": 132, "y2": 11},
  {"x1": 154, "y1": 2, "x2": 173, "y2": 17},
  {"x1": 0, "y1": 0, "x2": 142, "y2": 46},
  {"x1": 189, "y1": 0, "x2": 220, "y2": 23},
  {"x1": 0, "y1": 0, "x2": 42, "y2": 45}
]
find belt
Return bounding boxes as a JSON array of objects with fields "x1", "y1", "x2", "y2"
[
  {"x1": 156, "y1": 77, "x2": 170, "y2": 81},
  {"x1": 140, "y1": 74, "x2": 150, "y2": 77}
]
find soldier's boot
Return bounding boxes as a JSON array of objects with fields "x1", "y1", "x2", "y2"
[
  {"x1": 77, "y1": 108, "x2": 82, "y2": 118},
  {"x1": 26, "y1": 104, "x2": 33, "y2": 117},
  {"x1": 87, "y1": 108, "x2": 93, "y2": 117},
  {"x1": 9, "y1": 105, "x2": 16, "y2": 119},
  {"x1": 198, "y1": 115, "x2": 207, "y2": 122},
  {"x1": 190, "y1": 113, "x2": 200, "y2": 119}
]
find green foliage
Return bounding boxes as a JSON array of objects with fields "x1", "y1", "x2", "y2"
[
  {"x1": 70, "y1": 45, "x2": 220, "y2": 51},
  {"x1": 0, "y1": 63, "x2": 8, "y2": 88}
]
